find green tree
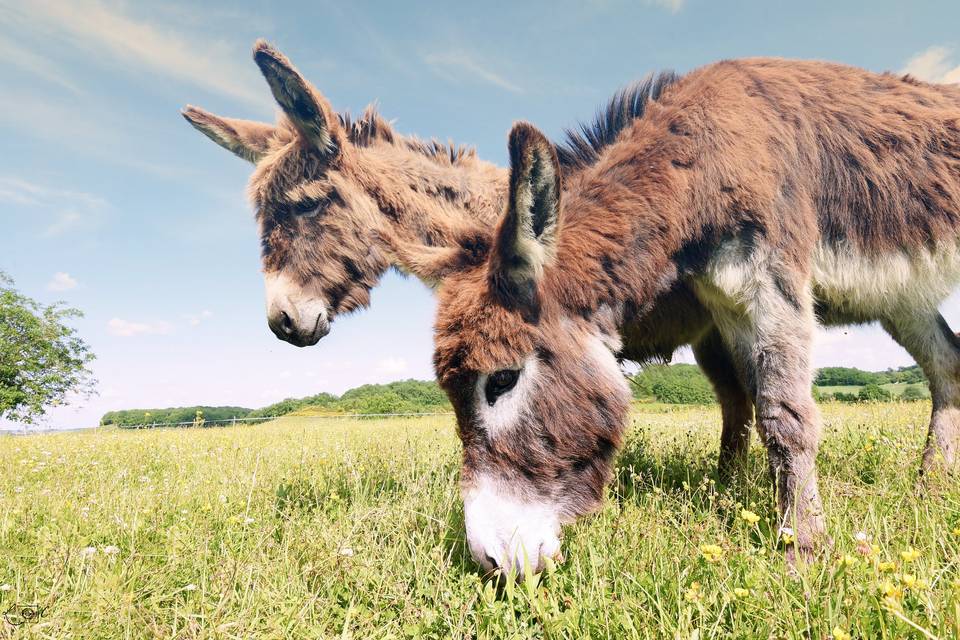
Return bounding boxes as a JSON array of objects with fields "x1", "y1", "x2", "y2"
[
  {"x1": 858, "y1": 384, "x2": 891, "y2": 402},
  {"x1": 0, "y1": 272, "x2": 95, "y2": 424},
  {"x1": 901, "y1": 385, "x2": 927, "y2": 401}
]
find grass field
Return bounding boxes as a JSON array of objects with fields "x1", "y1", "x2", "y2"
[
  {"x1": 2, "y1": 403, "x2": 960, "y2": 638},
  {"x1": 816, "y1": 383, "x2": 929, "y2": 399}
]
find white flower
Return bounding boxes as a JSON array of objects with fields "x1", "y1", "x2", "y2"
[
  {"x1": 102, "y1": 545, "x2": 120, "y2": 555},
  {"x1": 855, "y1": 531, "x2": 869, "y2": 543},
  {"x1": 80, "y1": 546, "x2": 97, "y2": 557},
  {"x1": 184, "y1": 584, "x2": 197, "y2": 591},
  {"x1": 338, "y1": 547, "x2": 355, "y2": 557},
  {"x1": 243, "y1": 517, "x2": 255, "y2": 525},
  {"x1": 0, "y1": 584, "x2": 12, "y2": 591}
]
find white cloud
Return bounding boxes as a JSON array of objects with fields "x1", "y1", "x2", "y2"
[
  {"x1": 107, "y1": 318, "x2": 173, "y2": 337},
  {"x1": 4, "y1": 0, "x2": 270, "y2": 109},
  {"x1": 0, "y1": 176, "x2": 108, "y2": 237},
  {"x1": 0, "y1": 34, "x2": 80, "y2": 93},
  {"x1": 375, "y1": 357, "x2": 409, "y2": 376},
  {"x1": 902, "y1": 46, "x2": 960, "y2": 84},
  {"x1": 183, "y1": 310, "x2": 213, "y2": 326},
  {"x1": 423, "y1": 50, "x2": 522, "y2": 93},
  {"x1": 648, "y1": 0, "x2": 684, "y2": 12},
  {"x1": 46, "y1": 272, "x2": 78, "y2": 291}
]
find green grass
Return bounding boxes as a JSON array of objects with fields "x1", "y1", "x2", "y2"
[{"x1": 2, "y1": 403, "x2": 960, "y2": 638}]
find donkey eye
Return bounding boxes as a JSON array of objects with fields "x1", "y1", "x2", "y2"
[
  {"x1": 293, "y1": 198, "x2": 326, "y2": 218},
  {"x1": 484, "y1": 369, "x2": 520, "y2": 406}
]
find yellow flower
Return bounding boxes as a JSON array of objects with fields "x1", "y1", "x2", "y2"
[
  {"x1": 915, "y1": 578, "x2": 929, "y2": 590},
  {"x1": 732, "y1": 587, "x2": 750, "y2": 599},
  {"x1": 900, "y1": 573, "x2": 916, "y2": 588},
  {"x1": 900, "y1": 547, "x2": 920, "y2": 563},
  {"x1": 953, "y1": 527, "x2": 960, "y2": 537},
  {"x1": 837, "y1": 554, "x2": 859, "y2": 568},
  {"x1": 832, "y1": 627, "x2": 850, "y2": 640},
  {"x1": 740, "y1": 509, "x2": 761, "y2": 525},
  {"x1": 877, "y1": 561, "x2": 896, "y2": 573},
  {"x1": 700, "y1": 544, "x2": 724, "y2": 563},
  {"x1": 880, "y1": 579, "x2": 902, "y2": 603},
  {"x1": 684, "y1": 582, "x2": 703, "y2": 603},
  {"x1": 779, "y1": 527, "x2": 795, "y2": 545},
  {"x1": 864, "y1": 443, "x2": 874, "y2": 452}
]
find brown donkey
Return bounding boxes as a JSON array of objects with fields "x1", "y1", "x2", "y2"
[
  {"x1": 432, "y1": 59, "x2": 960, "y2": 575},
  {"x1": 182, "y1": 41, "x2": 754, "y2": 477}
]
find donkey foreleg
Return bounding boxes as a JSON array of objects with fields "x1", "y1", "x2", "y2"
[
  {"x1": 692, "y1": 327, "x2": 754, "y2": 482},
  {"x1": 881, "y1": 312, "x2": 960, "y2": 473},
  {"x1": 708, "y1": 274, "x2": 826, "y2": 559}
]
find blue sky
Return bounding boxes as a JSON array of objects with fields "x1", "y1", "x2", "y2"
[{"x1": 2, "y1": 0, "x2": 960, "y2": 428}]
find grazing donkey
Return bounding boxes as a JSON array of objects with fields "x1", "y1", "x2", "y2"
[
  {"x1": 182, "y1": 41, "x2": 754, "y2": 477},
  {"x1": 429, "y1": 59, "x2": 960, "y2": 575}
]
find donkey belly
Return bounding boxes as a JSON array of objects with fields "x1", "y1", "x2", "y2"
[{"x1": 812, "y1": 241, "x2": 960, "y2": 322}]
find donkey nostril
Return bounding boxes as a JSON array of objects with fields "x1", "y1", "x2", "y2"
[{"x1": 279, "y1": 310, "x2": 294, "y2": 335}]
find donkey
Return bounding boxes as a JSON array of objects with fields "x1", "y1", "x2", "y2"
[
  {"x1": 182, "y1": 41, "x2": 755, "y2": 478},
  {"x1": 429, "y1": 58, "x2": 960, "y2": 575}
]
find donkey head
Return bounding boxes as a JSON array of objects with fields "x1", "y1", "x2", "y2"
[
  {"x1": 182, "y1": 41, "x2": 391, "y2": 346},
  {"x1": 433, "y1": 123, "x2": 631, "y2": 577}
]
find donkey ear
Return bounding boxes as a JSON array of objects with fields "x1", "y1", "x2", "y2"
[
  {"x1": 489, "y1": 121, "x2": 562, "y2": 314},
  {"x1": 181, "y1": 106, "x2": 275, "y2": 163},
  {"x1": 252, "y1": 40, "x2": 343, "y2": 155},
  {"x1": 376, "y1": 227, "x2": 491, "y2": 286}
]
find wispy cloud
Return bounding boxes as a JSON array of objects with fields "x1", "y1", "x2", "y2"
[
  {"x1": 0, "y1": 176, "x2": 108, "y2": 237},
  {"x1": 107, "y1": 318, "x2": 173, "y2": 337},
  {"x1": 648, "y1": 0, "x2": 684, "y2": 12},
  {"x1": 46, "y1": 272, "x2": 78, "y2": 292},
  {"x1": 0, "y1": 35, "x2": 80, "y2": 93},
  {"x1": 423, "y1": 50, "x2": 522, "y2": 93},
  {"x1": 3, "y1": 0, "x2": 270, "y2": 109},
  {"x1": 902, "y1": 46, "x2": 960, "y2": 83},
  {"x1": 183, "y1": 310, "x2": 214, "y2": 327}
]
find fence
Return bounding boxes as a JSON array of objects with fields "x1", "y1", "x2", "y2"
[{"x1": 114, "y1": 411, "x2": 455, "y2": 430}]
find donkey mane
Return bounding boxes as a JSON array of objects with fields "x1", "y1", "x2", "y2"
[
  {"x1": 336, "y1": 105, "x2": 478, "y2": 166},
  {"x1": 555, "y1": 71, "x2": 680, "y2": 172}
]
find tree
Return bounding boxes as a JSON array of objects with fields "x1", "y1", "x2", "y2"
[
  {"x1": 901, "y1": 385, "x2": 927, "y2": 401},
  {"x1": 858, "y1": 384, "x2": 891, "y2": 402},
  {"x1": 0, "y1": 272, "x2": 95, "y2": 424}
]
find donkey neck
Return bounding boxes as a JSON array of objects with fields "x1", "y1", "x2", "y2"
[{"x1": 352, "y1": 143, "x2": 507, "y2": 249}]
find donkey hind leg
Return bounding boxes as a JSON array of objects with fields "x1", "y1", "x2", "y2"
[
  {"x1": 692, "y1": 327, "x2": 754, "y2": 482},
  {"x1": 881, "y1": 312, "x2": 960, "y2": 473},
  {"x1": 711, "y1": 282, "x2": 826, "y2": 557}
]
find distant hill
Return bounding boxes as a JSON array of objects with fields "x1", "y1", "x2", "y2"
[{"x1": 101, "y1": 379, "x2": 451, "y2": 426}]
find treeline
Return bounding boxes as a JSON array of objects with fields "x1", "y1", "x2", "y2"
[
  {"x1": 101, "y1": 380, "x2": 451, "y2": 426},
  {"x1": 100, "y1": 406, "x2": 251, "y2": 427},
  {"x1": 814, "y1": 365, "x2": 925, "y2": 386},
  {"x1": 631, "y1": 364, "x2": 929, "y2": 405}
]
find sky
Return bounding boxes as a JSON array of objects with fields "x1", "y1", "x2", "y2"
[{"x1": 2, "y1": 0, "x2": 960, "y2": 429}]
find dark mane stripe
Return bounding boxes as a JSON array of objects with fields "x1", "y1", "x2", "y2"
[
  {"x1": 338, "y1": 105, "x2": 477, "y2": 165},
  {"x1": 555, "y1": 71, "x2": 680, "y2": 173}
]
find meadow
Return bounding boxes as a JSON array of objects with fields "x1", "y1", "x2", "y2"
[{"x1": 2, "y1": 403, "x2": 960, "y2": 639}]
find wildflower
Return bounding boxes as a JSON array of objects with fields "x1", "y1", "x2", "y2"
[
  {"x1": 854, "y1": 531, "x2": 868, "y2": 543},
  {"x1": 900, "y1": 547, "x2": 920, "y2": 563},
  {"x1": 700, "y1": 544, "x2": 724, "y2": 563},
  {"x1": 832, "y1": 627, "x2": 851, "y2": 640},
  {"x1": 837, "y1": 554, "x2": 859, "y2": 568},
  {"x1": 243, "y1": 517, "x2": 255, "y2": 525},
  {"x1": 879, "y1": 579, "x2": 902, "y2": 604},
  {"x1": 864, "y1": 443, "x2": 874, "y2": 452},
  {"x1": 914, "y1": 578, "x2": 929, "y2": 590},
  {"x1": 900, "y1": 573, "x2": 916, "y2": 588},
  {"x1": 779, "y1": 527, "x2": 795, "y2": 545},
  {"x1": 877, "y1": 561, "x2": 896, "y2": 573},
  {"x1": 79, "y1": 546, "x2": 97, "y2": 557},
  {"x1": 741, "y1": 509, "x2": 761, "y2": 525},
  {"x1": 0, "y1": 584, "x2": 11, "y2": 592},
  {"x1": 732, "y1": 587, "x2": 750, "y2": 599},
  {"x1": 102, "y1": 545, "x2": 120, "y2": 555},
  {"x1": 183, "y1": 584, "x2": 197, "y2": 592},
  {"x1": 953, "y1": 527, "x2": 960, "y2": 537},
  {"x1": 339, "y1": 547, "x2": 355, "y2": 557},
  {"x1": 684, "y1": 582, "x2": 703, "y2": 603}
]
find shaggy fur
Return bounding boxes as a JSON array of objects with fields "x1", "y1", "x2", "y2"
[{"x1": 434, "y1": 58, "x2": 960, "y2": 567}]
